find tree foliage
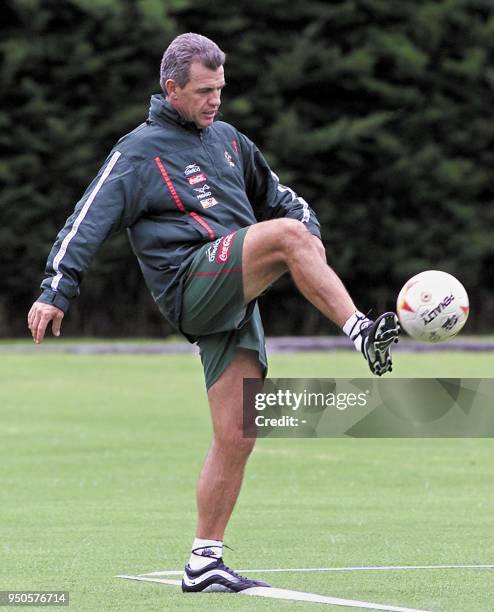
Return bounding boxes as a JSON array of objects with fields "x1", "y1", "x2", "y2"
[
  {"x1": 1, "y1": 0, "x2": 179, "y2": 335},
  {"x1": 173, "y1": 0, "x2": 494, "y2": 333},
  {"x1": 2, "y1": 0, "x2": 494, "y2": 336}
]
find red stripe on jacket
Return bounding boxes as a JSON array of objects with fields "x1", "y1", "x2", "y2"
[{"x1": 154, "y1": 157, "x2": 215, "y2": 241}]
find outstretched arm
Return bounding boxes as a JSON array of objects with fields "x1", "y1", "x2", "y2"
[{"x1": 28, "y1": 150, "x2": 145, "y2": 343}]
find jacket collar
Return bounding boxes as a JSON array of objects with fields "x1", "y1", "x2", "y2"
[{"x1": 148, "y1": 94, "x2": 202, "y2": 132}]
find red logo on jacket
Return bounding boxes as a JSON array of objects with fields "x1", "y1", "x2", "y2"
[
  {"x1": 216, "y1": 232, "x2": 236, "y2": 263},
  {"x1": 188, "y1": 173, "x2": 207, "y2": 185}
]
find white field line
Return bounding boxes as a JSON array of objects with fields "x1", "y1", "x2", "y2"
[
  {"x1": 115, "y1": 575, "x2": 431, "y2": 611},
  {"x1": 116, "y1": 575, "x2": 181, "y2": 587},
  {"x1": 140, "y1": 563, "x2": 494, "y2": 577},
  {"x1": 243, "y1": 586, "x2": 431, "y2": 611}
]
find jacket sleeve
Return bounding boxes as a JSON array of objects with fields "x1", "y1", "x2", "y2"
[
  {"x1": 38, "y1": 150, "x2": 146, "y2": 313},
  {"x1": 238, "y1": 132, "x2": 321, "y2": 239}
]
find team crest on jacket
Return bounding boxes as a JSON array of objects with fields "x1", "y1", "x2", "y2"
[{"x1": 224, "y1": 151, "x2": 235, "y2": 167}]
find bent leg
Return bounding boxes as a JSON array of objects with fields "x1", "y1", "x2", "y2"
[
  {"x1": 195, "y1": 348, "x2": 262, "y2": 540},
  {"x1": 242, "y1": 218, "x2": 357, "y2": 328}
]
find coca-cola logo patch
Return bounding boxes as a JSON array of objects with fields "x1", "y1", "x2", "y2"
[
  {"x1": 216, "y1": 232, "x2": 236, "y2": 263},
  {"x1": 188, "y1": 173, "x2": 207, "y2": 185}
]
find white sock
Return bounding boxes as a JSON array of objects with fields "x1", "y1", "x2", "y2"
[
  {"x1": 342, "y1": 311, "x2": 370, "y2": 352},
  {"x1": 188, "y1": 537, "x2": 223, "y2": 570}
]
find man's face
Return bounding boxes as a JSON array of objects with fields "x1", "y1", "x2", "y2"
[{"x1": 167, "y1": 61, "x2": 225, "y2": 129}]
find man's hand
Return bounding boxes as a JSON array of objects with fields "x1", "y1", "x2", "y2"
[{"x1": 27, "y1": 302, "x2": 64, "y2": 344}]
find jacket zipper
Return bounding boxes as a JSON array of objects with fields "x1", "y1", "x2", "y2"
[{"x1": 199, "y1": 131, "x2": 219, "y2": 177}]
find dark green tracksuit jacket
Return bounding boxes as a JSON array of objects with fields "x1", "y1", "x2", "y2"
[{"x1": 38, "y1": 94, "x2": 321, "y2": 334}]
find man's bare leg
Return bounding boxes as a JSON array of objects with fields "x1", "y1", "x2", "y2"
[
  {"x1": 241, "y1": 218, "x2": 399, "y2": 374},
  {"x1": 242, "y1": 218, "x2": 357, "y2": 327},
  {"x1": 182, "y1": 348, "x2": 271, "y2": 592},
  {"x1": 196, "y1": 348, "x2": 261, "y2": 540}
]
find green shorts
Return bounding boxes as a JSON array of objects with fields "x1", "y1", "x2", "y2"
[{"x1": 181, "y1": 227, "x2": 267, "y2": 389}]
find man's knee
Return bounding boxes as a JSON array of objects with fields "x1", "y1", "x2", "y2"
[
  {"x1": 270, "y1": 218, "x2": 312, "y2": 259},
  {"x1": 214, "y1": 430, "x2": 256, "y2": 458}
]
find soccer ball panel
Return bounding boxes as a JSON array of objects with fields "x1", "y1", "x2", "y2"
[{"x1": 396, "y1": 270, "x2": 469, "y2": 342}]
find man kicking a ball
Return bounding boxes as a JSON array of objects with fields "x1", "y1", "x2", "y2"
[{"x1": 28, "y1": 33, "x2": 399, "y2": 593}]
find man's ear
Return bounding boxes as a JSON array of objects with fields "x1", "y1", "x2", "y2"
[{"x1": 165, "y1": 79, "x2": 179, "y2": 99}]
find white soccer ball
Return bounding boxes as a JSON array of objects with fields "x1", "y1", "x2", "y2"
[{"x1": 396, "y1": 270, "x2": 469, "y2": 342}]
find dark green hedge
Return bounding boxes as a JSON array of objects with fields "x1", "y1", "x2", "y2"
[{"x1": 2, "y1": 0, "x2": 493, "y2": 336}]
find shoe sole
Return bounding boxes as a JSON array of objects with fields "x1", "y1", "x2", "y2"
[{"x1": 366, "y1": 313, "x2": 400, "y2": 376}]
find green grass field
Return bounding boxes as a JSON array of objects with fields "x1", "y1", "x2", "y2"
[{"x1": 1, "y1": 349, "x2": 494, "y2": 611}]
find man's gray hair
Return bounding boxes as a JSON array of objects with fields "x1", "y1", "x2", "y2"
[{"x1": 160, "y1": 33, "x2": 226, "y2": 91}]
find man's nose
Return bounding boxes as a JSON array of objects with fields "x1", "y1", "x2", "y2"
[{"x1": 209, "y1": 89, "x2": 221, "y2": 107}]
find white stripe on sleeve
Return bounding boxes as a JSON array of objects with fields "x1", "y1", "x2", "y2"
[
  {"x1": 51, "y1": 150, "x2": 122, "y2": 291},
  {"x1": 270, "y1": 170, "x2": 310, "y2": 223}
]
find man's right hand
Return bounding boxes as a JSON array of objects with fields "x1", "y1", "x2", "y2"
[{"x1": 27, "y1": 301, "x2": 65, "y2": 344}]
